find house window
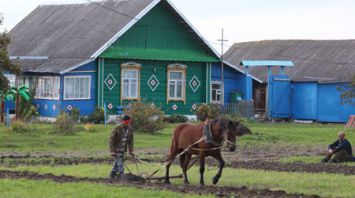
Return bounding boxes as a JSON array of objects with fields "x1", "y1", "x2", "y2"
[
  {"x1": 17, "y1": 76, "x2": 32, "y2": 88},
  {"x1": 35, "y1": 76, "x2": 60, "y2": 100},
  {"x1": 122, "y1": 69, "x2": 139, "y2": 99},
  {"x1": 64, "y1": 76, "x2": 91, "y2": 100},
  {"x1": 167, "y1": 69, "x2": 186, "y2": 101},
  {"x1": 4, "y1": 74, "x2": 16, "y2": 87},
  {"x1": 211, "y1": 81, "x2": 222, "y2": 103}
]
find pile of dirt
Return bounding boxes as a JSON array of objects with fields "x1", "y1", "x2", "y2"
[
  {"x1": 116, "y1": 173, "x2": 146, "y2": 182},
  {"x1": 0, "y1": 170, "x2": 320, "y2": 198}
]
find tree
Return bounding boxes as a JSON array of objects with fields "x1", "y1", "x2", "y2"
[
  {"x1": 340, "y1": 75, "x2": 355, "y2": 105},
  {"x1": 0, "y1": 13, "x2": 21, "y2": 91},
  {"x1": 5, "y1": 86, "x2": 31, "y2": 119}
]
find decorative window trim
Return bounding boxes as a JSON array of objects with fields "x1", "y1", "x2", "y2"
[
  {"x1": 63, "y1": 75, "x2": 91, "y2": 100},
  {"x1": 211, "y1": 81, "x2": 222, "y2": 104},
  {"x1": 121, "y1": 62, "x2": 141, "y2": 101},
  {"x1": 34, "y1": 76, "x2": 60, "y2": 100},
  {"x1": 167, "y1": 65, "x2": 186, "y2": 103}
]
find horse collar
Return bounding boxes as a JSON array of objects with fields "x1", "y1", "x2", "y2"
[{"x1": 203, "y1": 120, "x2": 225, "y2": 147}]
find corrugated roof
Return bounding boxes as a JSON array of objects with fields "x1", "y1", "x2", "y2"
[
  {"x1": 9, "y1": 0, "x2": 219, "y2": 74},
  {"x1": 224, "y1": 40, "x2": 355, "y2": 83}
]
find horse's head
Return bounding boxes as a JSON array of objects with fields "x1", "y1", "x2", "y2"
[{"x1": 225, "y1": 120, "x2": 252, "y2": 152}]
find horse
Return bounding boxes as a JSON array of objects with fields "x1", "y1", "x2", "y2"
[{"x1": 164, "y1": 118, "x2": 252, "y2": 185}]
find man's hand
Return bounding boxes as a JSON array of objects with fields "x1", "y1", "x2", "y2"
[{"x1": 328, "y1": 149, "x2": 333, "y2": 154}]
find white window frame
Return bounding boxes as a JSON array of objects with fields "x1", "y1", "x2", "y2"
[
  {"x1": 167, "y1": 69, "x2": 186, "y2": 102},
  {"x1": 34, "y1": 76, "x2": 60, "y2": 100},
  {"x1": 211, "y1": 81, "x2": 222, "y2": 104},
  {"x1": 16, "y1": 76, "x2": 31, "y2": 88},
  {"x1": 121, "y1": 68, "x2": 140, "y2": 100},
  {"x1": 63, "y1": 75, "x2": 91, "y2": 100}
]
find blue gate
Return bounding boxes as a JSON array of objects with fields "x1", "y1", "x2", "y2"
[{"x1": 270, "y1": 75, "x2": 291, "y2": 118}]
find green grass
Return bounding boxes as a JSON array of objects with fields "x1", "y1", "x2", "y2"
[
  {"x1": 0, "y1": 122, "x2": 353, "y2": 159},
  {"x1": 0, "y1": 179, "x2": 208, "y2": 198},
  {"x1": 280, "y1": 155, "x2": 355, "y2": 166},
  {"x1": 1, "y1": 163, "x2": 355, "y2": 198}
]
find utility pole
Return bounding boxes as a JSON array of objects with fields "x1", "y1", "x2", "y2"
[{"x1": 218, "y1": 28, "x2": 228, "y2": 105}]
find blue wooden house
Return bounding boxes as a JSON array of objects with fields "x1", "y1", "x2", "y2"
[
  {"x1": 225, "y1": 40, "x2": 355, "y2": 122},
  {"x1": 8, "y1": 0, "x2": 254, "y2": 117}
]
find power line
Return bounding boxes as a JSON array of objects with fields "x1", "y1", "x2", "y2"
[{"x1": 86, "y1": 0, "x2": 139, "y2": 20}]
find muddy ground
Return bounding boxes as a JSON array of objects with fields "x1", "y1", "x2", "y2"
[
  {"x1": 1, "y1": 154, "x2": 355, "y2": 175},
  {"x1": 0, "y1": 170, "x2": 320, "y2": 198}
]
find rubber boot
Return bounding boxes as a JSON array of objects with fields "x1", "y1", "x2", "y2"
[{"x1": 109, "y1": 171, "x2": 117, "y2": 179}]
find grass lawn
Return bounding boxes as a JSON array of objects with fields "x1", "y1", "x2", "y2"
[
  {"x1": 1, "y1": 163, "x2": 355, "y2": 198},
  {"x1": 0, "y1": 178, "x2": 208, "y2": 198}
]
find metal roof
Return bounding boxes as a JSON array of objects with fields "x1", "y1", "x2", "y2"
[
  {"x1": 8, "y1": 0, "x2": 219, "y2": 74},
  {"x1": 225, "y1": 40, "x2": 355, "y2": 83}
]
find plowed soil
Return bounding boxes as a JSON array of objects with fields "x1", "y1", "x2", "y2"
[
  {"x1": 1, "y1": 155, "x2": 355, "y2": 175},
  {"x1": 0, "y1": 170, "x2": 320, "y2": 198}
]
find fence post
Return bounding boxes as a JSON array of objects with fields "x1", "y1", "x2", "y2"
[
  {"x1": 6, "y1": 108, "x2": 10, "y2": 128},
  {"x1": 104, "y1": 103, "x2": 107, "y2": 126}
]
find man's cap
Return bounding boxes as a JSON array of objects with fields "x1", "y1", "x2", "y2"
[{"x1": 122, "y1": 115, "x2": 131, "y2": 121}]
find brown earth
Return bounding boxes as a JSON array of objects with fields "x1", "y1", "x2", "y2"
[
  {"x1": 1, "y1": 155, "x2": 355, "y2": 175},
  {"x1": 0, "y1": 170, "x2": 320, "y2": 198}
]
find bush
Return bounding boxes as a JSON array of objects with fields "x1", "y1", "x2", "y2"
[
  {"x1": 221, "y1": 113, "x2": 247, "y2": 124},
  {"x1": 69, "y1": 107, "x2": 80, "y2": 122},
  {"x1": 10, "y1": 121, "x2": 32, "y2": 133},
  {"x1": 83, "y1": 123, "x2": 96, "y2": 133},
  {"x1": 164, "y1": 114, "x2": 188, "y2": 123},
  {"x1": 52, "y1": 112, "x2": 75, "y2": 134},
  {"x1": 86, "y1": 108, "x2": 105, "y2": 124},
  {"x1": 20, "y1": 105, "x2": 38, "y2": 121},
  {"x1": 195, "y1": 104, "x2": 221, "y2": 121},
  {"x1": 124, "y1": 102, "x2": 167, "y2": 134}
]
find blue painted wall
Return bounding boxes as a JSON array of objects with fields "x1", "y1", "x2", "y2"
[
  {"x1": 318, "y1": 83, "x2": 355, "y2": 122},
  {"x1": 269, "y1": 75, "x2": 291, "y2": 118},
  {"x1": 211, "y1": 63, "x2": 248, "y2": 103},
  {"x1": 30, "y1": 61, "x2": 97, "y2": 117},
  {"x1": 291, "y1": 82, "x2": 318, "y2": 120}
]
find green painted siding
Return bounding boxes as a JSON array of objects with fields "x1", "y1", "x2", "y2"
[
  {"x1": 98, "y1": 2, "x2": 219, "y2": 115},
  {"x1": 100, "y1": 59, "x2": 206, "y2": 115},
  {"x1": 100, "y1": 2, "x2": 218, "y2": 62}
]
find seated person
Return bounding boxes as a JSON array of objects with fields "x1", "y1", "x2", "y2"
[{"x1": 322, "y1": 131, "x2": 355, "y2": 163}]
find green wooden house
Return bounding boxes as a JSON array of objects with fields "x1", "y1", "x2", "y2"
[
  {"x1": 9, "y1": 0, "x2": 225, "y2": 116},
  {"x1": 96, "y1": 0, "x2": 220, "y2": 115}
]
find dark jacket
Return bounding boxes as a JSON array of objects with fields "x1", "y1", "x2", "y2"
[
  {"x1": 109, "y1": 124, "x2": 134, "y2": 153},
  {"x1": 328, "y1": 139, "x2": 353, "y2": 156}
]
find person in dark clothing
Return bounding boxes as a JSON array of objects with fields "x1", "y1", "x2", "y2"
[
  {"x1": 108, "y1": 115, "x2": 135, "y2": 179},
  {"x1": 321, "y1": 131, "x2": 355, "y2": 163}
]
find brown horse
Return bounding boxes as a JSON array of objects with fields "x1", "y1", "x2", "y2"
[{"x1": 164, "y1": 118, "x2": 251, "y2": 185}]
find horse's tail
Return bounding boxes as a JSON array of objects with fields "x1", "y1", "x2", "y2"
[{"x1": 167, "y1": 124, "x2": 183, "y2": 161}]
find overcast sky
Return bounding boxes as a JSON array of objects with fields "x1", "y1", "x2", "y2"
[{"x1": 1, "y1": 0, "x2": 355, "y2": 52}]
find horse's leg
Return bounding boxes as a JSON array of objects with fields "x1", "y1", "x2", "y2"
[
  {"x1": 164, "y1": 150, "x2": 178, "y2": 184},
  {"x1": 199, "y1": 151, "x2": 206, "y2": 186},
  {"x1": 182, "y1": 153, "x2": 192, "y2": 184},
  {"x1": 179, "y1": 154, "x2": 186, "y2": 168},
  {"x1": 211, "y1": 151, "x2": 225, "y2": 185}
]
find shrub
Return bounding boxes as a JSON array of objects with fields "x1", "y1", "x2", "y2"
[
  {"x1": 195, "y1": 103, "x2": 221, "y2": 121},
  {"x1": 87, "y1": 108, "x2": 105, "y2": 124},
  {"x1": 69, "y1": 107, "x2": 80, "y2": 122},
  {"x1": 20, "y1": 105, "x2": 38, "y2": 121},
  {"x1": 221, "y1": 113, "x2": 247, "y2": 124},
  {"x1": 164, "y1": 114, "x2": 188, "y2": 123},
  {"x1": 10, "y1": 121, "x2": 32, "y2": 133},
  {"x1": 52, "y1": 112, "x2": 75, "y2": 134},
  {"x1": 83, "y1": 123, "x2": 96, "y2": 133},
  {"x1": 124, "y1": 102, "x2": 167, "y2": 134}
]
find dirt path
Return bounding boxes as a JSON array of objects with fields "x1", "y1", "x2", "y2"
[
  {"x1": 2, "y1": 155, "x2": 355, "y2": 175},
  {"x1": 0, "y1": 170, "x2": 320, "y2": 198}
]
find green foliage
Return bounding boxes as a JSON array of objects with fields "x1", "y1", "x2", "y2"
[
  {"x1": 20, "y1": 105, "x2": 38, "y2": 121},
  {"x1": 164, "y1": 114, "x2": 188, "y2": 123},
  {"x1": 69, "y1": 107, "x2": 80, "y2": 122},
  {"x1": 0, "y1": 15, "x2": 21, "y2": 91},
  {"x1": 10, "y1": 121, "x2": 32, "y2": 133},
  {"x1": 86, "y1": 108, "x2": 105, "y2": 124},
  {"x1": 124, "y1": 102, "x2": 167, "y2": 134},
  {"x1": 195, "y1": 103, "x2": 221, "y2": 121},
  {"x1": 220, "y1": 113, "x2": 247, "y2": 124},
  {"x1": 52, "y1": 112, "x2": 75, "y2": 134}
]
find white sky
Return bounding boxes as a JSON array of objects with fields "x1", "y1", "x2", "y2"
[{"x1": 1, "y1": 0, "x2": 355, "y2": 52}]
